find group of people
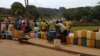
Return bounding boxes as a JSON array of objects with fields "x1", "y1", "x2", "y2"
[{"x1": 0, "y1": 16, "x2": 72, "y2": 44}]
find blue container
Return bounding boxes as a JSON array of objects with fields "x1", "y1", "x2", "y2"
[
  {"x1": 82, "y1": 38, "x2": 87, "y2": 46},
  {"x1": 73, "y1": 38, "x2": 78, "y2": 45},
  {"x1": 48, "y1": 31, "x2": 56, "y2": 38}
]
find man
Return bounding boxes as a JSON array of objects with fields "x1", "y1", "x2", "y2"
[{"x1": 56, "y1": 20, "x2": 68, "y2": 44}]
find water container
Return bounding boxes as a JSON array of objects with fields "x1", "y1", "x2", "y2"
[
  {"x1": 81, "y1": 30, "x2": 87, "y2": 38},
  {"x1": 38, "y1": 32, "x2": 41, "y2": 38},
  {"x1": 96, "y1": 40, "x2": 100, "y2": 48},
  {"x1": 78, "y1": 38, "x2": 82, "y2": 46},
  {"x1": 8, "y1": 24, "x2": 14, "y2": 31},
  {"x1": 1, "y1": 23, "x2": 6, "y2": 30},
  {"x1": 54, "y1": 39, "x2": 61, "y2": 48},
  {"x1": 91, "y1": 32, "x2": 96, "y2": 39},
  {"x1": 87, "y1": 31, "x2": 92, "y2": 39},
  {"x1": 91, "y1": 39, "x2": 95, "y2": 48},
  {"x1": 40, "y1": 32, "x2": 47, "y2": 39},
  {"x1": 87, "y1": 39, "x2": 91, "y2": 47},
  {"x1": 82, "y1": 38, "x2": 87, "y2": 46},
  {"x1": 74, "y1": 31, "x2": 78, "y2": 38},
  {"x1": 73, "y1": 38, "x2": 78, "y2": 45},
  {"x1": 66, "y1": 36, "x2": 70, "y2": 44},
  {"x1": 49, "y1": 31, "x2": 56, "y2": 38},
  {"x1": 30, "y1": 33, "x2": 34, "y2": 38},
  {"x1": 77, "y1": 31, "x2": 82, "y2": 38},
  {"x1": 68, "y1": 33, "x2": 74, "y2": 44},
  {"x1": 13, "y1": 31, "x2": 19, "y2": 38}
]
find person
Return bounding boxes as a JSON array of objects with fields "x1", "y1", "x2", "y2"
[
  {"x1": 40, "y1": 20, "x2": 48, "y2": 32},
  {"x1": 21, "y1": 22, "x2": 27, "y2": 30},
  {"x1": 65, "y1": 19, "x2": 72, "y2": 32},
  {"x1": 15, "y1": 19, "x2": 21, "y2": 30},
  {"x1": 34, "y1": 22, "x2": 40, "y2": 38},
  {"x1": 56, "y1": 20, "x2": 68, "y2": 44},
  {"x1": 18, "y1": 23, "x2": 32, "y2": 43},
  {"x1": 55, "y1": 20, "x2": 61, "y2": 34},
  {"x1": 29, "y1": 19, "x2": 34, "y2": 28},
  {"x1": 4, "y1": 17, "x2": 9, "y2": 30},
  {"x1": 24, "y1": 23, "x2": 32, "y2": 34}
]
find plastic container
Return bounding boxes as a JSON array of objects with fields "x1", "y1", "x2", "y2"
[
  {"x1": 8, "y1": 24, "x2": 14, "y2": 31},
  {"x1": 96, "y1": 32, "x2": 100, "y2": 40},
  {"x1": 91, "y1": 32, "x2": 96, "y2": 39},
  {"x1": 78, "y1": 38, "x2": 82, "y2": 46},
  {"x1": 82, "y1": 38, "x2": 87, "y2": 46},
  {"x1": 49, "y1": 31, "x2": 56, "y2": 37},
  {"x1": 96, "y1": 40, "x2": 100, "y2": 49},
  {"x1": 81, "y1": 30, "x2": 87, "y2": 38},
  {"x1": 73, "y1": 38, "x2": 78, "y2": 45},
  {"x1": 40, "y1": 32, "x2": 47, "y2": 39},
  {"x1": 54, "y1": 39, "x2": 61, "y2": 48},
  {"x1": 13, "y1": 31, "x2": 19, "y2": 38},
  {"x1": 91, "y1": 39, "x2": 95, "y2": 48},
  {"x1": 87, "y1": 39, "x2": 91, "y2": 47},
  {"x1": 87, "y1": 31, "x2": 92, "y2": 39},
  {"x1": 66, "y1": 36, "x2": 70, "y2": 44},
  {"x1": 1, "y1": 23, "x2": 6, "y2": 30},
  {"x1": 30, "y1": 33, "x2": 35, "y2": 38},
  {"x1": 74, "y1": 31, "x2": 78, "y2": 38},
  {"x1": 68, "y1": 33, "x2": 74, "y2": 44},
  {"x1": 78, "y1": 31, "x2": 82, "y2": 38}
]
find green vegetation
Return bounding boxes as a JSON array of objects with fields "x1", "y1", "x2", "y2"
[
  {"x1": 0, "y1": 1, "x2": 100, "y2": 21},
  {"x1": 49, "y1": 23, "x2": 100, "y2": 32},
  {"x1": 71, "y1": 26, "x2": 100, "y2": 32}
]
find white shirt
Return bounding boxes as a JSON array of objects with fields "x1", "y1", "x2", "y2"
[{"x1": 56, "y1": 23, "x2": 66, "y2": 32}]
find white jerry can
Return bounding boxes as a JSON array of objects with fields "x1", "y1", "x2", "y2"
[{"x1": 54, "y1": 39, "x2": 61, "y2": 48}]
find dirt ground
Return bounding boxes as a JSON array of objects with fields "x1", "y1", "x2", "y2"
[{"x1": 0, "y1": 40, "x2": 77, "y2": 56}]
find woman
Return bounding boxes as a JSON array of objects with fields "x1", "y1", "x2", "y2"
[{"x1": 21, "y1": 22, "x2": 27, "y2": 30}]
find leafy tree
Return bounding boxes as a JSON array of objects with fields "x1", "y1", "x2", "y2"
[
  {"x1": 27, "y1": 5, "x2": 40, "y2": 20},
  {"x1": 11, "y1": 2, "x2": 25, "y2": 17}
]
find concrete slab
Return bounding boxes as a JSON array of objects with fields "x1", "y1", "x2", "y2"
[{"x1": 28, "y1": 39, "x2": 100, "y2": 56}]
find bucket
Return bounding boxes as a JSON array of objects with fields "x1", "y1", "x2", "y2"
[{"x1": 54, "y1": 39, "x2": 61, "y2": 48}]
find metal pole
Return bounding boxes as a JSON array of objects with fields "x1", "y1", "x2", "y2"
[{"x1": 24, "y1": 0, "x2": 29, "y2": 21}]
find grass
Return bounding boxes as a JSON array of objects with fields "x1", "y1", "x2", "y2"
[
  {"x1": 71, "y1": 26, "x2": 100, "y2": 32},
  {"x1": 49, "y1": 24, "x2": 100, "y2": 32}
]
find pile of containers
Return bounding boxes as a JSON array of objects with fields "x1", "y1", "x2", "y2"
[{"x1": 66, "y1": 30, "x2": 96, "y2": 48}]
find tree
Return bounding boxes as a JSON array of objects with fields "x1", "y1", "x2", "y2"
[
  {"x1": 28, "y1": 5, "x2": 40, "y2": 20},
  {"x1": 11, "y1": 2, "x2": 25, "y2": 17}
]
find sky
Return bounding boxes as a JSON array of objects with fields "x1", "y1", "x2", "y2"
[{"x1": 0, "y1": 0, "x2": 100, "y2": 9}]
